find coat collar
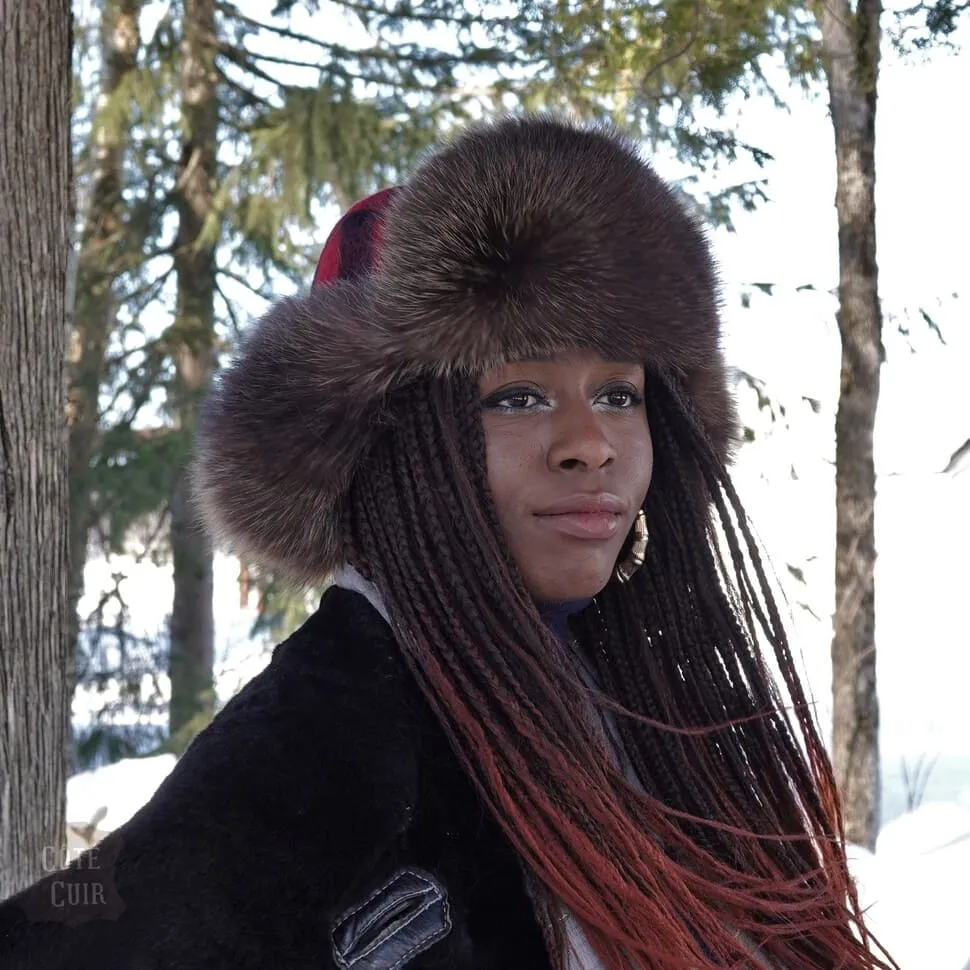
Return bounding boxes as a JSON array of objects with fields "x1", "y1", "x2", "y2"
[{"x1": 331, "y1": 564, "x2": 391, "y2": 625}]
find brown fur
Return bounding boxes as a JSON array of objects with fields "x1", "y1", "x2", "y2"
[{"x1": 194, "y1": 115, "x2": 739, "y2": 585}]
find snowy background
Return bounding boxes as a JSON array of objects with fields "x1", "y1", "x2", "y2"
[{"x1": 64, "y1": 15, "x2": 969, "y2": 970}]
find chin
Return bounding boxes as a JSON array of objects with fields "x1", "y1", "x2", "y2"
[{"x1": 531, "y1": 564, "x2": 613, "y2": 603}]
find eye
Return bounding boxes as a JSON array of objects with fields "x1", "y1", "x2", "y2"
[
  {"x1": 482, "y1": 387, "x2": 547, "y2": 412},
  {"x1": 597, "y1": 384, "x2": 644, "y2": 410}
]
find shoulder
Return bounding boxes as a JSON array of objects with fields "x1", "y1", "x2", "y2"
[
  {"x1": 0, "y1": 587, "x2": 425, "y2": 968},
  {"x1": 177, "y1": 584, "x2": 422, "y2": 803},
  {"x1": 160, "y1": 584, "x2": 422, "y2": 834}
]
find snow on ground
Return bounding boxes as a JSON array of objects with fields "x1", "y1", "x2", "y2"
[
  {"x1": 849, "y1": 799, "x2": 970, "y2": 970},
  {"x1": 66, "y1": 751, "x2": 970, "y2": 969},
  {"x1": 67, "y1": 754, "x2": 177, "y2": 833}
]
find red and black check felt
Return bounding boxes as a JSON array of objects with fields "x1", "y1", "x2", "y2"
[{"x1": 313, "y1": 187, "x2": 398, "y2": 287}]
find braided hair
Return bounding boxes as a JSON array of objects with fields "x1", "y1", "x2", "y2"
[{"x1": 342, "y1": 369, "x2": 895, "y2": 970}]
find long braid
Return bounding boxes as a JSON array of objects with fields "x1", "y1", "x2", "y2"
[
  {"x1": 344, "y1": 371, "x2": 895, "y2": 970},
  {"x1": 582, "y1": 382, "x2": 821, "y2": 869}
]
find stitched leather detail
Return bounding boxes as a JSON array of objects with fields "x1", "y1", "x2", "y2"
[{"x1": 331, "y1": 868, "x2": 452, "y2": 970}]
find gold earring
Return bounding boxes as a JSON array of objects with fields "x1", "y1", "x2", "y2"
[{"x1": 613, "y1": 510, "x2": 648, "y2": 583}]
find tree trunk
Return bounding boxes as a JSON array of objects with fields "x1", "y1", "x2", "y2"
[
  {"x1": 67, "y1": 0, "x2": 142, "y2": 766},
  {"x1": 820, "y1": 0, "x2": 883, "y2": 851},
  {"x1": 0, "y1": 0, "x2": 73, "y2": 899},
  {"x1": 168, "y1": 0, "x2": 217, "y2": 750}
]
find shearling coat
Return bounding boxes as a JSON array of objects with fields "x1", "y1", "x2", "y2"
[{"x1": 0, "y1": 587, "x2": 551, "y2": 970}]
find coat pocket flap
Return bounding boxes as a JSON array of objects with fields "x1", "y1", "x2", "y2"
[{"x1": 331, "y1": 868, "x2": 452, "y2": 970}]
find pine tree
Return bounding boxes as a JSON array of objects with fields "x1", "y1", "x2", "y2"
[
  {"x1": 68, "y1": 0, "x2": 144, "y2": 714},
  {"x1": 167, "y1": 0, "x2": 219, "y2": 749}
]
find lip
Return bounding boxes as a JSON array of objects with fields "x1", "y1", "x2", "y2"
[
  {"x1": 534, "y1": 493, "x2": 626, "y2": 540},
  {"x1": 535, "y1": 493, "x2": 627, "y2": 516}
]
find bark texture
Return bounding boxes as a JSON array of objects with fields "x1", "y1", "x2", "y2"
[
  {"x1": 820, "y1": 0, "x2": 884, "y2": 851},
  {"x1": 0, "y1": 0, "x2": 73, "y2": 899},
  {"x1": 168, "y1": 0, "x2": 217, "y2": 749}
]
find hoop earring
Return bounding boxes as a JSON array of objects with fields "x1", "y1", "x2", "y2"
[{"x1": 613, "y1": 509, "x2": 649, "y2": 583}]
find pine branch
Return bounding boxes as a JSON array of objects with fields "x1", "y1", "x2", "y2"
[
  {"x1": 234, "y1": 42, "x2": 470, "y2": 73},
  {"x1": 216, "y1": 2, "x2": 509, "y2": 73},
  {"x1": 131, "y1": 499, "x2": 173, "y2": 564},
  {"x1": 893, "y1": 0, "x2": 970, "y2": 49},
  {"x1": 214, "y1": 274, "x2": 244, "y2": 338},
  {"x1": 221, "y1": 45, "x2": 335, "y2": 72},
  {"x1": 218, "y1": 0, "x2": 517, "y2": 33},
  {"x1": 217, "y1": 2, "x2": 344, "y2": 51},
  {"x1": 215, "y1": 64, "x2": 277, "y2": 110},
  {"x1": 217, "y1": 33, "x2": 491, "y2": 79},
  {"x1": 349, "y1": 0, "x2": 524, "y2": 30},
  {"x1": 97, "y1": 362, "x2": 164, "y2": 426},
  {"x1": 218, "y1": 46, "x2": 401, "y2": 93},
  {"x1": 103, "y1": 334, "x2": 165, "y2": 371},
  {"x1": 942, "y1": 438, "x2": 970, "y2": 475},
  {"x1": 121, "y1": 264, "x2": 176, "y2": 306},
  {"x1": 98, "y1": 336, "x2": 169, "y2": 424},
  {"x1": 217, "y1": 266, "x2": 274, "y2": 304},
  {"x1": 897, "y1": 0, "x2": 970, "y2": 21},
  {"x1": 336, "y1": 0, "x2": 519, "y2": 28},
  {"x1": 216, "y1": 42, "x2": 288, "y2": 90},
  {"x1": 638, "y1": 0, "x2": 703, "y2": 93}
]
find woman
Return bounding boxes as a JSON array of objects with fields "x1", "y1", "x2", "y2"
[{"x1": 0, "y1": 115, "x2": 894, "y2": 969}]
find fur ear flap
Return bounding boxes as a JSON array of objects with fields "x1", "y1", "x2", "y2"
[{"x1": 192, "y1": 283, "x2": 401, "y2": 586}]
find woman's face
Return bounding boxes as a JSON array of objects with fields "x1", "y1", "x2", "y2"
[{"x1": 479, "y1": 350, "x2": 653, "y2": 602}]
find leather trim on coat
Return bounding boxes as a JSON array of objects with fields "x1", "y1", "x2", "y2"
[{"x1": 331, "y1": 867, "x2": 451, "y2": 970}]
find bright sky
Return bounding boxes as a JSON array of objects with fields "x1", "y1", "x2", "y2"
[{"x1": 708, "y1": 39, "x2": 970, "y2": 475}]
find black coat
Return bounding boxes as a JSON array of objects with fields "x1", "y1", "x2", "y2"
[{"x1": 0, "y1": 587, "x2": 552, "y2": 970}]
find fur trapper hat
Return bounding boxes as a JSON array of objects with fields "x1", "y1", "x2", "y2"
[{"x1": 194, "y1": 114, "x2": 738, "y2": 586}]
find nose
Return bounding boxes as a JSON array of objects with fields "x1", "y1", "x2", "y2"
[{"x1": 547, "y1": 402, "x2": 616, "y2": 471}]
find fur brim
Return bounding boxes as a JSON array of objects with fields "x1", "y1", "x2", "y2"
[{"x1": 194, "y1": 115, "x2": 739, "y2": 585}]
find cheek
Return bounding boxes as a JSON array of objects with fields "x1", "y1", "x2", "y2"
[{"x1": 482, "y1": 425, "x2": 530, "y2": 521}]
